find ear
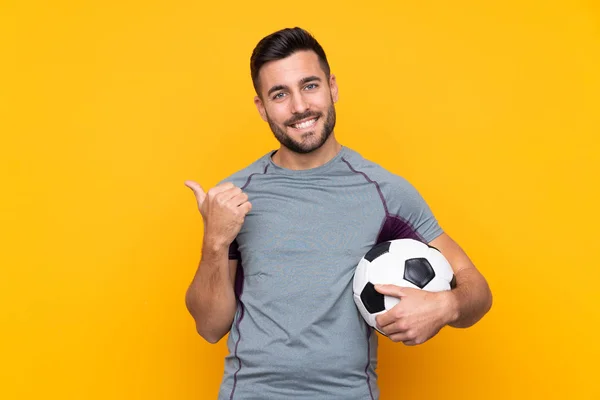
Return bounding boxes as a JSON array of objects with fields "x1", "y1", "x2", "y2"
[
  {"x1": 254, "y1": 95, "x2": 268, "y2": 122},
  {"x1": 329, "y1": 74, "x2": 339, "y2": 103}
]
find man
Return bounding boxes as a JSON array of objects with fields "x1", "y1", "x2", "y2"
[{"x1": 184, "y1": 27, "x2": 492, "y2": 400}]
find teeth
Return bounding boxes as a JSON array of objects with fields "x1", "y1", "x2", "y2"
[{"x1": 293, "y1": 118, "x2": 317, "y2": 129}]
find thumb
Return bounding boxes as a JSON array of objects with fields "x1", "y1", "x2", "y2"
[
  {"x1": 184, "y1": 180, "x2": 207, "y2": 207},
  {"x1": 374, "y1": 284, "x2": 408, "y2": 298}
]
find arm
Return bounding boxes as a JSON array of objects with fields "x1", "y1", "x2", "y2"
[
  {"x1": 185, "y1": 250, "x2": 238, "y2": 344},
  {"x1": 183, "y1": 180, "x2": 252, "y2": 344},
  {"x1": 429, "y1": 232, "x2": 493, "y2": 328},
  {"x1": 375, "y1": 232, "x2": 492, "y2": 344}
]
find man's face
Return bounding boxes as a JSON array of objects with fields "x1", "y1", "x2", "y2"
[{"x1": 254, "y1": 51, "x2": 339, "y2": 154}]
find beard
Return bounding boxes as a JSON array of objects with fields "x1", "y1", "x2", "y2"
[{"x1": 266, "y1": 101, "x2": 337, "y2": 154}]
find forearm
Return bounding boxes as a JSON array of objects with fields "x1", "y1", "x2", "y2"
[
  {"x1": 445, "y1": 268, "x2": 493, "y2": 328},
  {"x1": 185, "y1": 242, "x2": 237, "y2": 343}
]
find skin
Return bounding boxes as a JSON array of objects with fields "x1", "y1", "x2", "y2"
[
  {"x1": 184, "y1": 50, "x2": 492, "y2": 345},
  {"x1": 254, "y1": 50, "x2": 341, "y2": 170},
  {"x1": 375, "y1": 233, "x2": 492, "y2": 345},
  {"x1": 183, "y1": 181, "x2": 250, "y2": 343}
]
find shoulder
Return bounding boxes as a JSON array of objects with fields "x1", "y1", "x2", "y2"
[
  {"x1": 343, "y1": 147, "x2": 442, "y2": 241},
  {"x1": 217, "y1": 151, "x2": 273, "y2": 188},
  {"x1": 341, "y1": 147, "x2": 414, "y2": 192}
]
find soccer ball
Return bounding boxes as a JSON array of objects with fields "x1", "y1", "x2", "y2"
[{"x1": 353, "y1": 238, "x2": 456, "y2": 334}]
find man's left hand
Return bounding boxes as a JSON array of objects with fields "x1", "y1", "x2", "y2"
[{"x1": 374, "y1": 284, "x2": 455, "y2": 346}]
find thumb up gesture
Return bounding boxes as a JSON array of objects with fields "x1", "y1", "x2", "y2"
[{"x1": 184, "y1": 180, "x2": 252, "y2": 248}]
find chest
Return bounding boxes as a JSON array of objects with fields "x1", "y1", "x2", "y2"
[{"x1": 235, "y1": 177, "x2": 386, "y2": 276}]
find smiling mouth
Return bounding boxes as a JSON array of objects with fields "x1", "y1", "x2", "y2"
[{"x1": 289, "y1": 117, "x2": 319, "y2": 130}]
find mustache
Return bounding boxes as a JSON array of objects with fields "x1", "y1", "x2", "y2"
[{"x1": 285, "y1": 112, "x2": 322, "y2": 126}]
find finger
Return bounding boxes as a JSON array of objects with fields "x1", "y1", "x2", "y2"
[
  {"x1": 229, "y1": 192, "x2": 249, "y2": 207},
  {"x1": 401, "y1": 337, "x2": 426, "y2": 346},
  {"x1": 218, "y1": 186, "x2": 243, "y2": 202},
  {"x1": 376, "y1": 314, "x2": 409, "y2": 335},
  {"x1": 401, "y1": 340, "x2": 418, "y2": 346},
  {"x1": 375, "y1": 311, "x2": 391, "y2": 329},
  {"x1": 210, "y1": 186, "x2": 241, "y2": 206},
  {"x1": 375, "y1": 308, "x2": 402, "y2": 329},
  {"x1": 374, "y1": 284, "x2": 408, "y2": 298},
  {"x1": 184, "y1": 180, "x2": 207, "y2": 206},
  {"x1": 206, "y1": 182, "x2": 237, "y2": 199},
  {"x1": 213, "y1": 182, "x2": 235, "y2": 192},
  {"x1": 388, "y1": 332, "x2": 414, "y2": 344},
  {"x1": 238, "y1": 201, "x2": 252, "y2": 215}
]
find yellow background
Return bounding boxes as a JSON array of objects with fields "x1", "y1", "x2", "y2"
[{"x1": 2, "y1": 0, "x2": 599, "y2": 399}]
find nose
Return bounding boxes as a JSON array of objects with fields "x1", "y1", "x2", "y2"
[{"x1": 290, "y1": 92, "x2": 309, "y2": 114}]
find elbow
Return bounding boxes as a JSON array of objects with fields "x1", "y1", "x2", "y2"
[
  {"x1": 485, "y1": 284, "x2": 493, "y2": 315},
  {"x1": 479, "y1": 275, "x2": 493, "y2": 316},
  {"x1": 185, "y1": 290, "x2": 232, "y2": 344},
  {"x1": 474, "y1": 281, "x2": 494, "y2": 322},
  {"x1": 192, "y1": 317, "x2": 228, "y2": 344},
  {"x1": 471, "y1": 282, "x2": 493, "y2": 327},
  {"x1": 476, "y1": 273, "x2": 494, "y2": 318},
  {"x1": 448, "y1": 280, "x2": 493, "y2": 329},
  {"x1": 185, "y1": 292, "x2": 219, "y2": 343},
  {"x1": 197, "y1": 325, "x2": 225, "y2": 344}
]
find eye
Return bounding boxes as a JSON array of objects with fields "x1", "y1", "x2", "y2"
[
  {"x1": 304, "y1": 83, "x2": 318, "y2": 90},
  {"x1": 272, "y1": 92, "x2": 286, "y2": 100}
]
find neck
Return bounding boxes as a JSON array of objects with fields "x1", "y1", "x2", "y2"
[{"x1": 272, "y1": 135, "x2": 342, "y2": 170}]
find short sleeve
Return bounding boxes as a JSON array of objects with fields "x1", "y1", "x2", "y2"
[{"x1": 380, "y1": 176, "x2": 443, "y2": 243}]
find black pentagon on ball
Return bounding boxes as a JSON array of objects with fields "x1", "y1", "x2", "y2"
[
  {"x1": 404, "y1": 258, "x2": 435, "y2": 289},
  {"x1": 364, "y1": 241, "x2": 391, "y2": 262},
  {"x1": 360, "y1": 282, "x2": 385, "y2": 314}
]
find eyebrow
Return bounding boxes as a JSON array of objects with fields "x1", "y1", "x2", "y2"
[{"x1": 266, "y1": 76, "x2": 322, "y2": 97}]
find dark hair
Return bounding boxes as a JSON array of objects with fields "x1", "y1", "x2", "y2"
[{"x1": 250, "y1": 27, "x2": 331, "y2": 96}]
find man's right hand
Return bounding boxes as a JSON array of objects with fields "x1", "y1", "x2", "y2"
[{"x1": 184, "y1": 180, "x2": 252, "y2": 249}]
